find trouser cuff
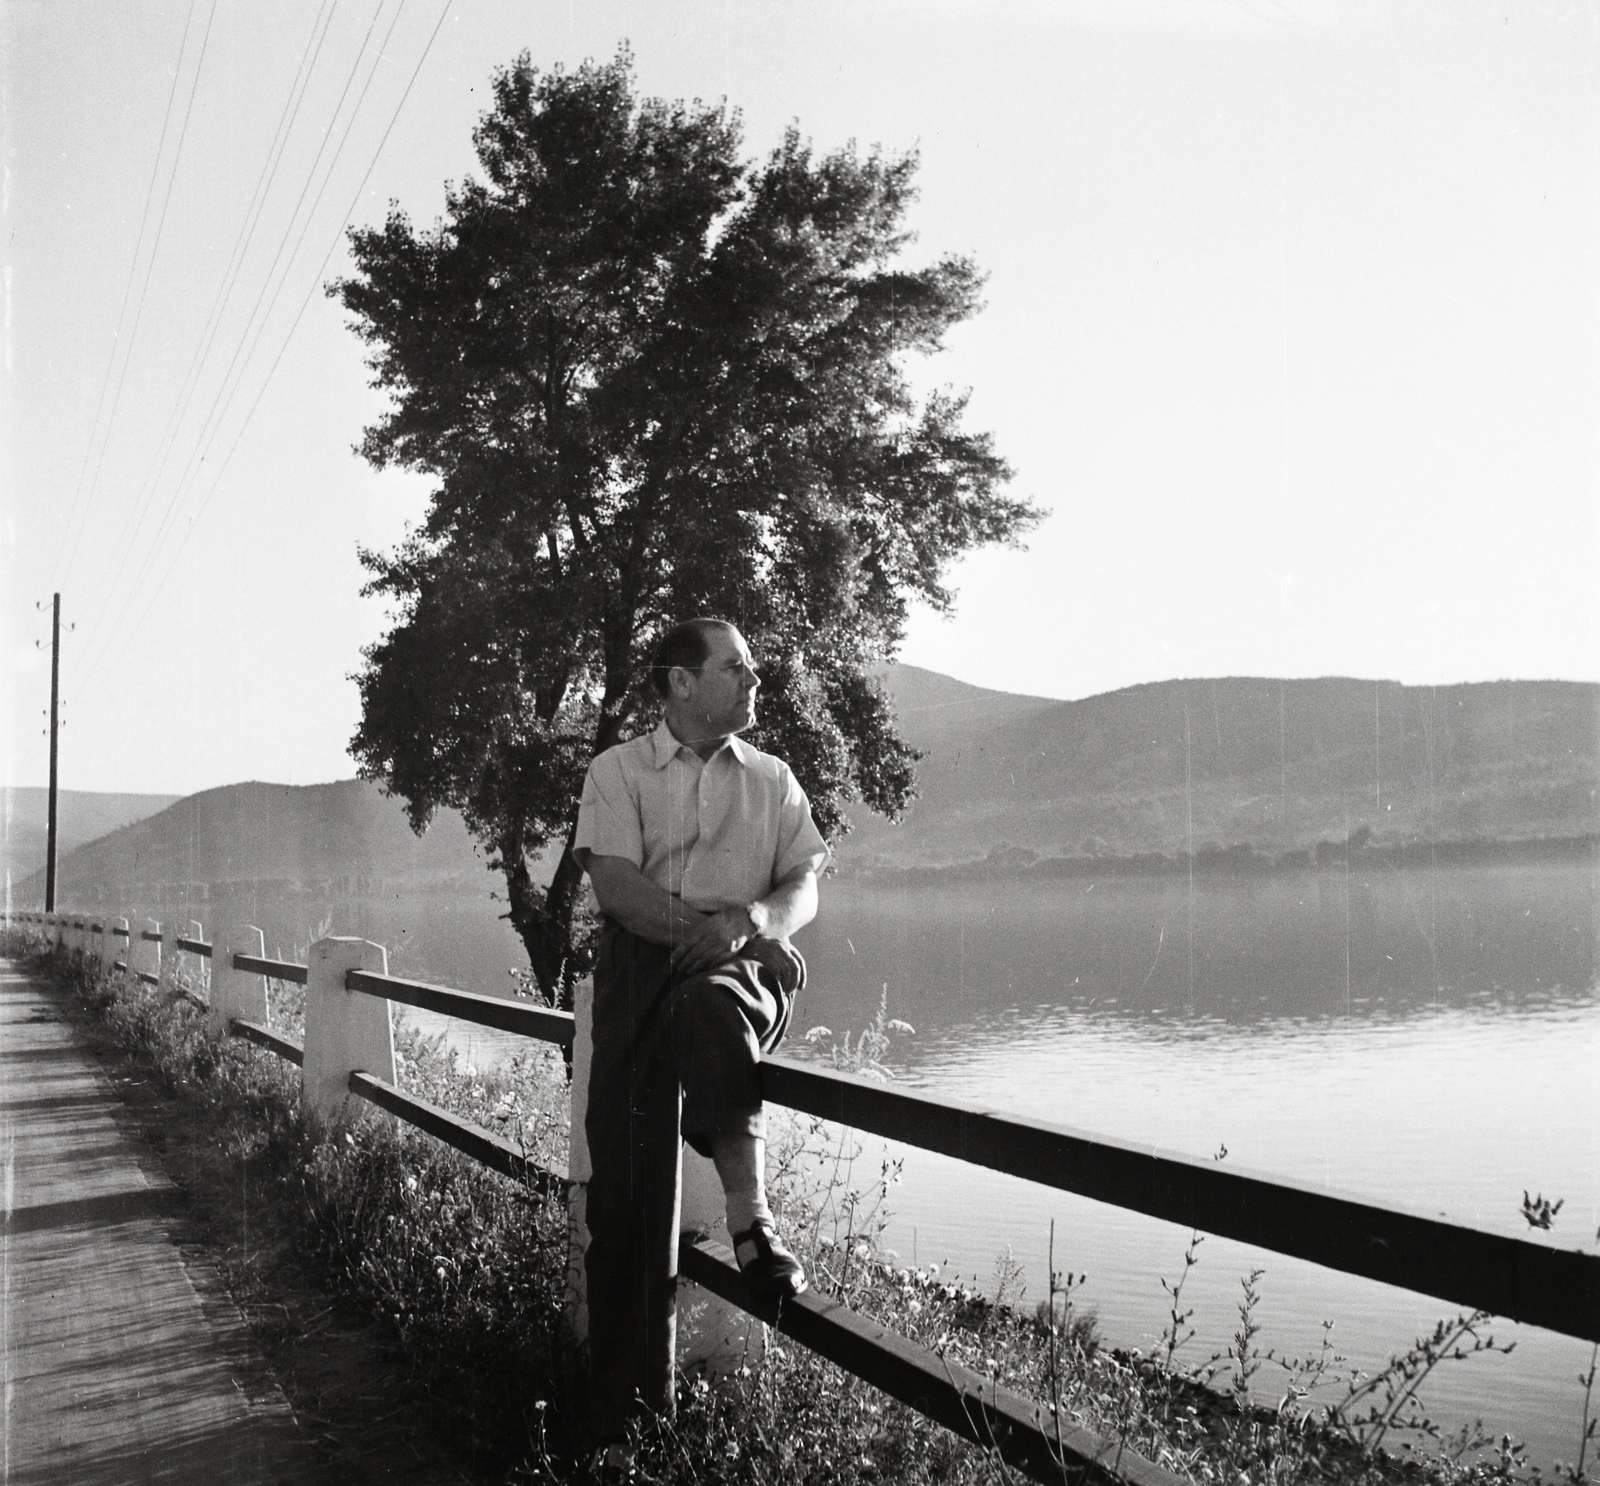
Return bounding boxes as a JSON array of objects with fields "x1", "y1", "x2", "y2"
[{"x1": 680, "y1": 1102, "x2": 766, "y2": 1159}]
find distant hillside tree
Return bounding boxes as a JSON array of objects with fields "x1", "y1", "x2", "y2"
[{"x1": 332, "y1": 50, "x2": 1036, "y2": 1005}]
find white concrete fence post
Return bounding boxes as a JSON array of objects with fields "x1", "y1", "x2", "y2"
[
  {"x1": 112, "y1": 917, "x2": 131, "y2": 972},
  {"x1": 90, "y1": 919, "x2": 106, "y2": 966},
  {"x1": 564, "y1": 976, "x2": 764, "y2": 1373},
  {"x1": 209, "y1": 925, "x2": 268, "y2": 1037},
  {"x1": 136, "y1": 919, "x2": 162, "y2": 986},
  {"x1": 177, "y1": 918, "x2": 207, "y2": 1001},
  {"x1": 303, "y1": 936, "x2": 394, "y2": 1133}
]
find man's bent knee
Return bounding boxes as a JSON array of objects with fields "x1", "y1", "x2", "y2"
[{"x1": 673, "y1": 974, "x2": 766, "y2": 1156}]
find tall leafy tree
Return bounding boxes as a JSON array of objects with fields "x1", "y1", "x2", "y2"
[{"x1": 334, "y1": 50, "x2": 1037, "y2": 1005}]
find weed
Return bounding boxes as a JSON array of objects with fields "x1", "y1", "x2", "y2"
[
  {"x1": 1159, "y1": 1231, "x2": 1204, "y2": 1377},
  {"x1": 1523, "y1": 1192, "x2": 1566, "y2": 1231},
  {"x1": 804, "y1": 983, "x2": 916, "y2": 1083},
  {"x1": 1574, "y1": 1346, "x2": 1598, "y2": 1483}
]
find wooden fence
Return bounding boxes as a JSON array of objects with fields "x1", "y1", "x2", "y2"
[{"x1": 12, "y1": 908, "x2": 1597, "y2": 1484}]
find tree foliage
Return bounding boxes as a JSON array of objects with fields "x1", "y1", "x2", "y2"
[{"x1": 333, "y1": 50, "x2": 1038, "y2": 1003}]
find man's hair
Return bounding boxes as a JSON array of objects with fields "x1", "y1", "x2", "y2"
[{"x1": 650, "y1": 618, "x2": 735, "y2": 699}]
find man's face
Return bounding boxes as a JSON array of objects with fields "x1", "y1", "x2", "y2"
[{"x1": 677, "y1": 626, "x2": 760, "y2": 738}]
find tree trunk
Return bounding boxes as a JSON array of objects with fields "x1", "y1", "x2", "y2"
[
  {"x1": 499, "y1": 822, "x2": 589, "y2": 1014},
  {"x1": 504, "y1": 674, "x2": 638, "y2": 1013},
  {"x1": 497, "y1": 832, "x2": 547, "y2": 987}
]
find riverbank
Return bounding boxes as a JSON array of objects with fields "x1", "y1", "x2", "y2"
[{"x1": 4, "y1": 926, "x2": 1587, "y2": 1485}]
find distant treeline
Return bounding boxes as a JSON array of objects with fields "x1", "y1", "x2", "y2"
[{"x1": 840, "y1": 832, "x2": 1600, "y2": 886}]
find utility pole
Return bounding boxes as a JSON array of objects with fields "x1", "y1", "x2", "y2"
[{"x1": 46, "y1": 593, "x2": 60, "y2": 912}]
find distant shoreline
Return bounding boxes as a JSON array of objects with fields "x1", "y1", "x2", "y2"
[
  {"x1": 22, "y1": 833, "x2": 1599, "y2": 909},
  {"x1": 835, "y1": 832, "x2": 1600, "y2": 886}
]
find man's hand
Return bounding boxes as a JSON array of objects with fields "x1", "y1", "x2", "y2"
[{"x1": 671, "y1": 906, "x2": 757, "y2": 978}]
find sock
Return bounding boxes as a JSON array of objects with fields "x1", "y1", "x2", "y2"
[{"x1": 712, "y1": 1133, "x2": 771, "y2": 1237}]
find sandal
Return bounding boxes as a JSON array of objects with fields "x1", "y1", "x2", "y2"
[{"x1": 731, "y1": 1218, "x2": 807, "y2": 1301}]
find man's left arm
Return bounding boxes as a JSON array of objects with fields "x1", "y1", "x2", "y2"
[
  {"x1": 671, "y1": 865, "x2": 818, "y2": 977},
  {"x1": 743, "y1": 865, "x2": 818, "y2": 941}
]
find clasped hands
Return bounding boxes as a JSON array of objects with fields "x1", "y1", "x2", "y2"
[{"x1": 669, "y1": 903, "x2": 759, "y2": 978}]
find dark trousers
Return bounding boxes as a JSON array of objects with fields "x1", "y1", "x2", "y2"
[{"x1": 584, "y1": 922, "x2": 803, "y2": 1441}]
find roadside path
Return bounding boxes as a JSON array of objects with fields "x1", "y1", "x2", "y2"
[{"x1": 0, "y1": 956, "x2": 315, "y2": 1485}]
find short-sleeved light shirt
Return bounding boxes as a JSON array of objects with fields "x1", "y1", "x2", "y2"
[{"x1": 574, "y1": 720, "x2": 829, "y2": 914}]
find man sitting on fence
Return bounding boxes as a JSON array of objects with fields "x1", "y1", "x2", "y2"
[{"x1": 573, "y1": 617, "x2": 829, "y2": 1451}]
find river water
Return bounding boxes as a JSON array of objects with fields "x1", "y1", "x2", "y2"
[
  {"x1": 793, "y1": 859, "x2": 1598, "y2": 1468},
  {"x1": 139, "y1": 855, "x2": 1596, "y2": 1464}
]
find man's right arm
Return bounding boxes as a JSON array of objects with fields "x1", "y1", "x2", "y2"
[{"x1": 579, "y1": 851, "x2": 707, "y2": 948}]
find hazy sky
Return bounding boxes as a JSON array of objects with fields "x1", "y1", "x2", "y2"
[{"x1": 4, "y1": 0, "x2": 1596, "y2": 795}]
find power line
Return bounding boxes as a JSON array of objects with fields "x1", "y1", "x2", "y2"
[
  {"x1": 81, "y1": 0, "x2": 398, "y2": 667},
  {"x1": 58, "y1": 0, "x2": 222, "y2": 591},
  {"x1": 49, "y1": 0, "x2": 201, "y2": 584},
  {"x1": 80, "y1": 0, "x2": 452, "y2": 687},
  {"x1": 133, "y1": 0, "x2": 401, "y2": 563},
  {"x1": 75, "y1": 0, "x2": 343, "y2": 665}
]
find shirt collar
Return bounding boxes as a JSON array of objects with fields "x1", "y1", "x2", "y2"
[{"x1": 650, "y1": 718, "x2": 754, "y2": 770}]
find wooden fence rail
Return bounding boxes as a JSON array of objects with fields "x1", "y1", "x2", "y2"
[
  {"x1": 760, "y1": 1058, "x2": 1598, "y2": 1344},
  {"x1": 234, "y1": 953, "x2": 308, "y2": 985},
  {"x1": 11, "y1": 906, "x2": 1597, "y2": 1484},
  {"x1": 347, "y1": 968, "x2": 574, "y2": 1048}
]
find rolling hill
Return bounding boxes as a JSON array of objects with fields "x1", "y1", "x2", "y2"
[
  {"x1": 3, "y1": 788, "x2": 181, "y2": 892},
  {"x1": 15, "y1": 669, "x2": 1597, "y2": 906},
  {"x1": 845, "y1": 669, "x2": 1599, "y2": 869},
  {"x1": 17, "y1": 780, "x2": 494, "y2": 905}
]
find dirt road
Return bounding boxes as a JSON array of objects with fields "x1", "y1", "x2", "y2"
[{"x1": 0, "y1": 956, "x2": 314, "y2": 1484}]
